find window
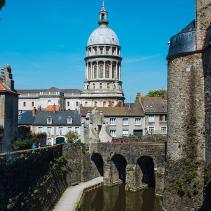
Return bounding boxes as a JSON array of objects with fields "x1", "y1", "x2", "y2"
[
  {"x1": 67, "y1": 116, "x2": 72, "y2": 124},
  {"x1": 100, "y1": 47, "x2": 103, "y2": 54},
  {"x1": 59, "y1": 127, "x2": 63, "y2": 135},
  {"x1": 107, "y1": 83, "x2": 110, "y2": 89},
  {"x1": 110, "y1": 130, "x2": 116, "y2": 137},
  {"x1": 122, "y1": 130, "x2": 129, "y2": 137},
  {"x1": 47, "y1": 127, "x2": 52, "y2": 136},
  {"x1": 103, "y1": 101, "x2": 106, "y2": 107},
  {"x1": 100, "y1": 83, "x2": 103, "y2": 89},
  {"x1": 135, "y1": 118, "x2": 142, "y2": 125},
  {"x1": 93, "y1": 64, "x2": 97, "y2": 79},
  {"x1": 148, "y1": 127, "x2": 155, "y2": 135},
  {"x1": 95, "y1": 101, "x2": 97, "y2": 107},
  {"x1": 99, "y1": 64, "x2": 103, "y2": 78},
  {"x1": 106, "y1": 47, "x2": 110, "y2": 54},
  {"x1": 161, "y1": 127, "x2": 167, "y2": 134},
  {"x1": 47, "y1": 117, "x2": 53, "y2": 124},
  {"x1": 110, "y1": 118, "x2": 116, "y2": 125},
  {"x1": 23, "y1": 102, "x2": 26, "y2": 107},
  {"x1": 93, "y1": 83, "x2": 95, "y2": 89},
  {"x1": 105, "y1": 64, "x2": 110, "y2": 78},
  {"x1": 112, "y1": 63, "x2": 116, "y2": 79},
  {"x1": 38, "y1": 127, "x2": 43, "y2": 133},
  {"x1": 94, "y1": 47, "x2": 97, "y2": 55},
  {"x1": 148, "y1": 115, "x2": 155, "y2": 122},
  {"x1": 76, "y1": 102, "x2": 79, "y2": 106},
  {"x1": 67, "y1": 102, "x2": 70, "y2": 107},
  {"x1": 123, "y1": 117, "x2": 129, "y2": 126},
  {"x1": 75, "y1": 127, "x2": 80, "y2": 134},
  {"x1": 32, "y1": 102, "x2": 34, "y2": 107},
  {"x1": 112, "y1": 47, "x2": 116, "y2": 55}
]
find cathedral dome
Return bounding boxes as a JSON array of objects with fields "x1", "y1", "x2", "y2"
[{"x1": 87, "y1": 26, "x2": 120, "y2": 47}]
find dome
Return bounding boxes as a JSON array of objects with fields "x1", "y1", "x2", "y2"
[{"x1": 87, "y1": 26, "x2": 120, "y2": 46}]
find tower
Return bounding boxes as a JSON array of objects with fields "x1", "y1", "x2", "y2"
[
  {"x1": 163, "y1": 0, "x2": 211, "y2": 210},
  {"x1": 81, "y1": 0, "x2": 125, "y2": 108}
]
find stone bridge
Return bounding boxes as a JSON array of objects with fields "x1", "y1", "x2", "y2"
[{"x1": 88, "y1": 141, "x2": 166, "y2": 195}]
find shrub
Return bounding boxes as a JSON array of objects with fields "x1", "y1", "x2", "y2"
[{"x1": 65, "y1": 131, "x2": 80, "y2": 143}]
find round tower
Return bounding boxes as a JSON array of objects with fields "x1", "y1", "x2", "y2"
[{"x1": 81, "y1": 1, "x2": 124, "y2": 107}]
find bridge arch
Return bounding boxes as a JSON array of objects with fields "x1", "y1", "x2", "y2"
[
  {"x1": 91, "y1": 153, "x2": 104, "y2": 176},
  {"x1": 111, "y1": 154, "x2": 127, "y2": 183},
  {"x1": 137, "y1": 156, "x2": 155, "y2": 187}
]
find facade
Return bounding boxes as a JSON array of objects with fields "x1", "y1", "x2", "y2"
[
  {"x1": 81, "y1": 93, "x2": 167, "y2": 138},
  {"x1": 0, "y1": 65, "x2": 18, "y2": 152},
  {"x1": 80, "y1": 1, "x2": 124, "y2": 107},
  {"x1": 18, "y1": 110, "x2": 81, "y2": 145},
  {"x1": 18, "y1": 87, "x2": 81, "y2": 111}
]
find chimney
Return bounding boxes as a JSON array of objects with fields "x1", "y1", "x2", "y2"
[
  {"x1": 32, "y1": 107, "x2": 37, "y2": 117},
  {"x1": 135, "y1": 92, "x2": 142, "y2": 103}
]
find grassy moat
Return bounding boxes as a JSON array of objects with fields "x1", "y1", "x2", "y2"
[{"x1": 77, "y1": 184, "x2": 163, "y2": 211}]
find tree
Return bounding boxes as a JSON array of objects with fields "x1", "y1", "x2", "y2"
[
  {"x1": 65, "y1": 131, "x2": 80, "y2": 143},
  {"x1": 146, "y1": 89, "x2": 167, "y2": 97},
  {"x1": 0, "y1": 0, "x2": 5, "y2": 10}
]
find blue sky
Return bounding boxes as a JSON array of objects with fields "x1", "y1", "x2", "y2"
[{"x1": 0, "y1": 0, "x2": 194, "y2": 101}]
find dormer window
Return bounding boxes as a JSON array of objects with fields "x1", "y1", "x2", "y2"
[
  {"x1": 47, "y1": 117, "x2": 53, "y2": 125},
  {"x1": 67, "y1": 116, "x2": 73, "y2": 124}
]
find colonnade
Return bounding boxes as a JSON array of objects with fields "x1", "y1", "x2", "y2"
[{"x1": 85, "y1": 61, "x2": 121, "y2": 81}]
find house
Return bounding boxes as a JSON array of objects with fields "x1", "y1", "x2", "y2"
[{"x1": 18, "y1": 110, "x2": 81, "y2": 145}]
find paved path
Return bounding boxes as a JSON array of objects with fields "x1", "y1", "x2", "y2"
[{"x1": 53, "y1": 177, "x2": 103, "y2": 211}]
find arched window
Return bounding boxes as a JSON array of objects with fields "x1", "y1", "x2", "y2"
[
  {"x1": 93, "y1": 64, "x2": 97, "y2": 79},
  {"x1": 105, "y1": 63, "x2": 110, "y2": 78},
  {"x1": 88, "y1": 64, "x2": 91, "y2": 79},
  {"x1": 112, "y1": 63, "x2": 116, "y2": 79},
  {"x1": 99, "y1": 63, "x2": 104, "y2": 78}
]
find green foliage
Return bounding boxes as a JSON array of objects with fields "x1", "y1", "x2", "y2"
[
  {"x1": 175, "y1": 159, "x2": 202, "y2": 198},
  {"x1": 65, "y1": 131, "x2": 80, "y2": 143},
  {"x1": 146, "y1": 89, "x2": 167, "y2": 97},
  {"x1": 14, "y1": 133, "x2": 47, "y2": 150},
  {"x1": 0, "y1": 0, "x2": 5, "y2": 10},
  {"x1": 176, "y1": 178, "x2": 186, "y2": 196},
  {"x1": 5, "y1": 155, "x2": 69, "y2": 211}
]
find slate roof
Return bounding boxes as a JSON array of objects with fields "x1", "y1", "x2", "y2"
[
  {"x1": 141, "y1": 97, "x2": 167, "y2": 114},
  {"x1": 18, "y1": 87, "x2": 81, "y2": 95},
  {"x1": 80, "y1": 103, "x2": 145, "y2": 117},
  {"x1": 33, "y1": 111, "x2": 81, "y2": 126},
  {"x1": 18, "y1": 111, "x2": 35, "y2": 125},
  {"x1": 168, "y1": 20, "x2": 196, "y2": 58}
]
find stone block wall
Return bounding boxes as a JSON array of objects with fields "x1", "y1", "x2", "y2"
[
  {"x1": 0, "y1": 145, "x2": 69, "y2": 211},
  {"x1": 164, "y1": 53, "x2": 206, "y2": 210},
  {"x1": 196, "y1": 0, "x2": 211, "y2": 50},
  {"x1": 63, "y1": 143, "x2": 99, "y2": 185}
]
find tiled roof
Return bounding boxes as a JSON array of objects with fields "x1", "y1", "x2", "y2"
[
  {"x1": 46, "y1": 105, "x2": 61, "y2": 112},
  {"x1": 141, "y1": 97, "x2": 167, "y2": 114},
  {"x1": 33, "y1": 111, "x2": 81, "y2": 126},
  {"x1": 18, "y1": 111, "x2": 35, "y2": 125},
  {"x1": 80, "y1": 103, "x2": 145, "y2": 117},
  {"x1": 18, "y1": 87, "x2": 81, "y2": 94}
]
